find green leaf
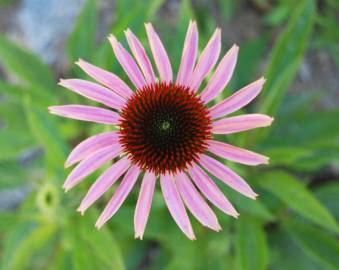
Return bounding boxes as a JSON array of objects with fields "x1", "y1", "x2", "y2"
[
  {"x1": 235, "y1": 216, "x2": 268, "y2": 270},
  {"x1": 0, "y1": 35, "x2": 55, "y2": 91},
  {"x1": 0, "y1": 160, "x2": 31, "y2": 188},
  {"x1": 1, "y1": 223, "x2": 57, "y2": 270},
  {"x1": 0, "y1": 80, "x2": 54, "y2": 106},
  {"x1": 269, "y1": 228, "x2": 323, "y2": 270},
  {"x1": 24, "y1": 97, "x2": 68, "y2": 169},
  {"x1": 223, "y1": 188, "x2": 275, "y2": 222},
  {"x1": 258, "y1": 0, "x2": 315, "y2": 116},
  {"x1": 264, "y1": 146, "x2": 312, "y2": 166},
  {"x1": 258, "y1": 171, "x2": 339, "y2": 233},
  {"x1": 0, "y1": 129, "x2": 35, "y2": 160},
  {"x1": 0, "y1": 211, "x2": 17, "y2": 231},
  {"x1": 286, "y1": 219, "x2": 339, "y2": 270},
  {"x1": 67, "y1": 0, "x2": 97, "y2": 63},
  {"x1": 66, "y1": 210, "x2": 125, "y2": 270},
  {"x1": 314, "y1": 181, "x2": 339, "y2": 219}
]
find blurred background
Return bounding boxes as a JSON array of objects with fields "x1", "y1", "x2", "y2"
[{"x1": 0, "y1": 0, "x2": 338, "y2": 269}]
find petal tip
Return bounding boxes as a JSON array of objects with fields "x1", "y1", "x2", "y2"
[{"x1": 76, "y1": 207, "x2": 85, "y2": 216}]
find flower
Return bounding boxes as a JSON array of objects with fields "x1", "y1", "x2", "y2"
[{"x1": 49, "y1": 21, "x2": 273, "y2": 240}]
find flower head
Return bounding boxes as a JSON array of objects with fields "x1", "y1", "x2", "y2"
[{"x1": 49, "y1": 21, "x2": 273, "y2": 240}]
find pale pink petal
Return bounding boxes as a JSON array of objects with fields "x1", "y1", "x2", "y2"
[
  {"x1": 176, "y1": 172, "x2": 221, "y2": 231},
  {"x1": 108, "y1": 35, "x2": 146, "y2": 89},
  {"x1": 199, "y1": 154, "x2": 257, "y2": 199},
  {"x1": 188, "y1": 164, "x2": 238, "y2": 217},
  {"x1": 160, "y1": 174, "x2": 195, "y2": 240},
  {"x1": 209, "y1": 78, "x2": 266, "y2": 119},
  {"x1": 63, "y1": 145, "x2": 122, "y2": 192},
  {"x1": 212, "y1": 114, "x2": 274, "y2": 134},
  {"x1": 145, "y1": 23, "x2": 172, "y2": 83},
  {"x1": 125, "y1": 29, "x2": 156, "y2": 84},
  {"x1": 76, "y1": 59, "x2": 133, "y2": 99},
  {"x1": 134, "y1": 172, "x2": 156, "y2": 239},
  {"x1": 200, "y1": 45, "x2": 239, "y2": 103},
  {"x1": 176, "y1": 21, "x2": 198, "y2": 86},
  {"x1": 58, "y1": 79, "x2": 125, "y2": 110},
  {"x1": 207, "y1": 140, "x2": 269, "y2": 166},
  {"x1": 48, "y1": 105, "x2": 120, "y2": 125},
  {"x1": 65, "y1": 132, "x2": 119, "y2": 168},
  {"x1": 77, "y1": 156, "x2": 131, "y2": 214},
  {"x1": 95, "y1": 165, "x2": 140, "y2": 229},
  {"x1": 190, "y1": 28, "x2": 221, "y2": 91}
]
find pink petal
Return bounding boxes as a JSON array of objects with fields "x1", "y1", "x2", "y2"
[
  {"x1": 77, "y1": 156, "x2": 131, "y2": 214},
  {"x1": 209, "y1": 78, "x2": 266, "y2": 119},
  {"x1": 188, "y1": 164, "x2": 238, "y2": 217},
  {"x1": 125, "y1": 29, "x2": 156, "y2": 84},
  {"x1": 63, "y1": 145, "x2": 122, "y2": 192},
  {"x1": 176, "y1": 21, "x2": 198, "y2": 86},
  {"x1": 176, "y1": 172, "x2": 221, "y2": 231},
  {"x1": 200, "y1": 154, "x2": 257, "y2": 199},
  {"x1": 200, "y1": 45, "x2": 239, "y2": 103},
  {"x1": 190, "y1": 28, "x2": 221, "y2": 91},
  {"x1": 95, "y1": 165, "x2": 140, "y2": 229},
  {"x1": 76, "y1": 59, "x2": 133, "y2": 99},
  {"x1": 65, "y1": 132, "x2": 119, "y2": 168},
  {"x1": 108, "y1": 35, "x2": 146, "y2": 89},
  {"x1": 145, "y1": 23, "x2": 172, "y2": 83},
  {"x1": 134, "y1": 172, "x2": 156, "y2": 239},
  {"x1": 160, "y1": 174, "x2": 195, "y2": 240},
  {"x1": 207, "y1": 140, "x2": 269, "y2": 166},
  {"x1": 212, "y1": 114, "x2": 274, "y2": 134},
  {"x1": 58, "y1": 79, "x2": 125, "y2": 110},
  {"x1": 48, "y1": 105, "x2": 120, "y2": 125}
]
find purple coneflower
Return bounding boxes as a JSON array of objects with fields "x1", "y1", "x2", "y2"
[{"x1": 49, "y1": 21, "x2": 273, "y2": 240}]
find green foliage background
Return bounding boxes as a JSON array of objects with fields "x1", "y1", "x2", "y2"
[{"x1": 0, "y1": 0, "x2": 339, "y2": 269}]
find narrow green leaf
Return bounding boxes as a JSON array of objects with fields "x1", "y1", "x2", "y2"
[
  {"x1": 0, "y1": 80, "x2": 54, "y2": 106},
  {"x1": 67, "y1": 0, "x2": 97, "y2": 63},
  {"x1": 0, "y1": 129, "x2": 35, "y2": 160},
  {"x1": 66, "y1": 210, "x2": 125, "y2": 270},
  {"x1": 1, "y1": 223, "x2": 57, "y2": 270},
  {"x1": 258, "y1": 171, "x2": 339, "y2": 233},
  {"x1": 286, "y1": 219, "x2": 339, "y2": 270},
  {"x1": 24, "y1": 97, "x2": 68, "y2": 169},
  {"x1": 258, "y1": 0, "x2": 315, "y2": 116},
  {"x1": 314, "y1": 181, "x2": 339, "y2": 219},
  {"x1": 0, "y1": 35, "x2": 55, "y2": 90},
  {"x1": 235, "y1": 216, "x2": 268, "y2": 270}
]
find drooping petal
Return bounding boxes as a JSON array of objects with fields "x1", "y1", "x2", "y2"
[
  {"x1": 65, "y1": 131, "x2": 119, "y2": 168},
  {"x1": 96, "y1": 165, "x2": 140, "y2": 229},
  {"x1": 48, "y1": 105, "x2": 120, "y2": 125},
  {"x1": 134, "y1": 172, "x2": 156, "y2": 239},
  {"x1": 176, "y1": 21, "x2": 198, "y2": 86},
  {"x1": 199, "y1": 154, "x2": 257, "y2": 199},
  {"x1": 207, "y1": 140, "x2": 269, "y2": 166},
  {"x1": 63, "y1": 145, "x2": 122, "y2": 192},
  {"x1": 200, "y1": 45, "x2": 239, "y2": 103},
  {"x1": 145, "y1": 23, "x2": 172, "y2": 83},
  {"x1": 76, "y1": 59, "x2": 133, "y2": 99},
  {"x1": 209, "y1": 78, "x2": 266, "y2": 119},
  {"x1": 212, "y1": 114, "x2": 274, "y2": 134},
  {"x1": 108, "y1": 35, "x2": 146, "y2": 89},
  {"x1": 160, "y1": 174, "x2": 195, "y2": 240},
  {"x1": 176, "y1": 172, "x2": 221, "y2": 231},
  {"x1": 188, "y1": 164, "x2": 238, "y2": 217},
  {"x1": 77, "y1": 156, "x2": 131, "y2": 214},
  {"x1": 190, "y1": 28, "x2": 221, "y2": 91},
  {"x1": 58, "y1": 79, "x2": 126, "y2": 110},
  {"x1": 125, "y1": 29, "x2": 156, "y2": 84}
]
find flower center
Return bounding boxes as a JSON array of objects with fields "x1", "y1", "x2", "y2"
[{"x1": 118, "y1": 82, "x2": 212, "y2": 175}]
